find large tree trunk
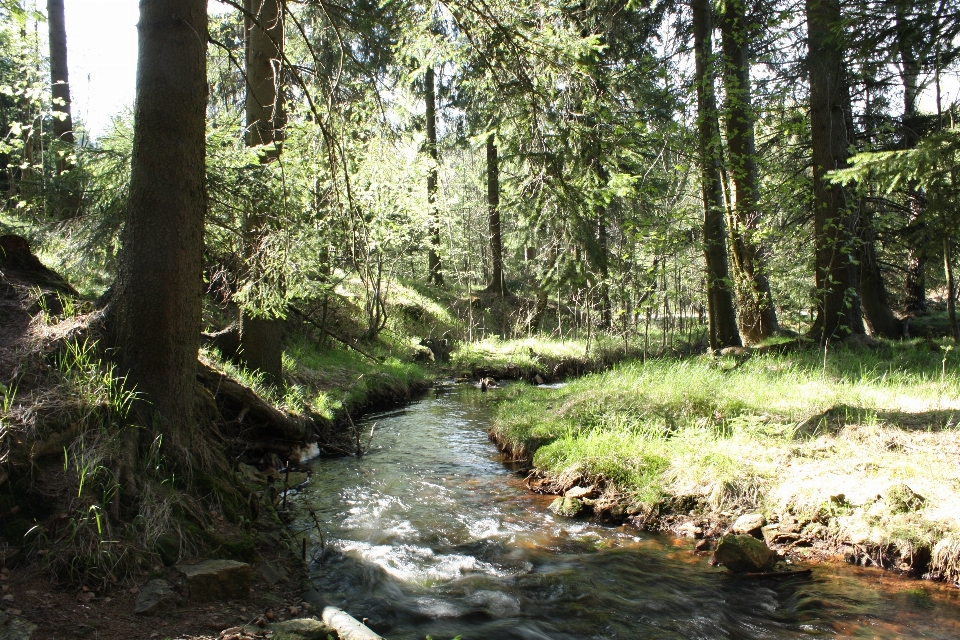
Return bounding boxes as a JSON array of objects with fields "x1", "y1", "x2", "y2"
[
  {"x1": 897, "y1": 8, "x2": 929, "y2": 315},
  {"x1": 806, "y1": 0, "x2": 864, "y2": 342},
  {"x1": 47, "y1": 0, "x2": 73, "y2": 148},
  {"x1": 425, "y1": 66, "x2": 443, "y2": 286},
  {"x1": 859, "y1": 204, "x2": 902, "y2": 337},
  {"x1": 239, "y1": 0, "x2": 284, "y2": 387},
  {"x1": 719, "y1": 0, "x2": 778, "y2": 344},
  {"x1": 486, "y1": 132, "x2": 504, "y2": 296},
  {"x1": 112, "y1": 0, "x2": 207, "y2": 453},
  {"x1": 692, "y1": 0, "x2": 741, "y2": 350}
]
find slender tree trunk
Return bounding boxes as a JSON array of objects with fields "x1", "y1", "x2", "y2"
[
  {"x1": 719, "y1": 0, "x2": 778, "y2": 343},
  {"x1": 47, "y1": 0, "x2": 73, "y2": 148},
  {"x1": 596, "y1": 205, "x2": 612, "y2": 329},
  {"x1": 486, "y1": 132, "x2": 504, "y2": 296},
  {"x1": 425, "y1": 66, "x2": 443, "y2": 286},
  {"x1": 692, "y1": 0, "x2": 741, "y2": 350},
  {"x1": 806, "y1": 0, "x2": 864, "y2": 341},
  {"x1": 112, "y1": 0, "x2": 207, "y2": 453},
  {"x1": 239, "y1": 0, "x2": 284, "y2": 387},
  {"x1": 946, "y1": 237, "x2": 959, "y2": 341}
]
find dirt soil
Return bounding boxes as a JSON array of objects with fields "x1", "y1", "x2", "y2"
[{"x1": 1, "y1": 500, "x2": 318, "y2": 640}]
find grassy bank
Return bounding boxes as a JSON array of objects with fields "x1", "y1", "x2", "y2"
[
  {"x1": 450, "y1": 335, "x2": 648, "y2": 382},
  {"x1": 490, "y1": 341, "x2": 960, "y2": 583}
]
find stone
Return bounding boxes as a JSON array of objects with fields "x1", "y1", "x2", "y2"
[
  {"x1": 761, "y1": 515, "x2": 805, "y2": 545},
  {"x1": 841, "y1": 545, "x2": 859, "y2": 564},
  {"x1": 719, "y1": 346, "x2": 750, "y2": 357},
  {"x1": 884, "y1": 483, "x2": 925, "y2": 514},
  {"x1": 237, "y1": 463, "x2": 265, "y2": 484},
  {"x1": 731, "y1": 513, "x2": 766, "y2": 538},
  {"x1": 0, "y1": 610, "x2": 36, "y2": 640},
  {"x1": 134, "y1": 579, "x2": 179, "y2": 615},
  {"x1": 284, "y1": 472, "x2": 308, "y2": 488},
  {"x1": 175, "y1": 560, "x2": 253, "y2": 602},
  {"x1": 155, "y1": 533, "x2": 180, "y2": 566},
  {"x1": 269, "y1": 618, "x2": 336, "y2": 640},
  {"x1": 711, "y1": 534, "x2": 777, "y2": 573},
  {"x1": 549, "y1": 496, "x2": 585, "y2": 518},
  {"x1": 695, "y1": 539, "x2": 712, "y2": 552},
  {"x1": 256, "y1": 560, "x2": 289, "y2": 585},
  {"x1": 677, "y1": 522, "x2": 703, "y2": 538},
  {"x1": 564, "y1": 486, "x2": 594, "y2": 499}
]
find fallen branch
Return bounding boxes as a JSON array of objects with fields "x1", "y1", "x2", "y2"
[
  {"x1": 197, "y1": 361, "x2": 310, "y2": 442},
  {"x1": 287, "y1": 305, "x2": 379, "y2": 362}
]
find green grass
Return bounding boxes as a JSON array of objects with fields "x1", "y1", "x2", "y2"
[
  {"x1": 283, "y1": 334, "x2": 429, "y2": 419},
  {"x1": 491, "y1": 340, "x2": 960, "y2": 560},
  {"x1": 450, "y1": 335, "x2": 641, "y2": 379}
]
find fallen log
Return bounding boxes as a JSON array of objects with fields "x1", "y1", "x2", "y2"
[
  {"x1": 196, "y1": 361, "x2": 311, "y2": 442},
  {"x1": 300, "y1": 587, "x2": 383, "y2": 640},
  {"x1": 321, "y1": 605, "x2": 383, "y2": 640}
]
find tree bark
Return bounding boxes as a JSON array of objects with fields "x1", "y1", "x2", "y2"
[
  {"x1": 692, "y1": 0, "x2": 741, "y2": 350},
  {"x1": 719, "y1": 0, "x2": 778, "y2": 343},
  {"x1": 47, "y1": 0, "x2": 73, "y2": 147},
  {"x1": 946, "y1": 237, "x2": 959, "y2": 341},
  {"x1": 425, "y1": 66, "x2": 443, "y2": 286},
  {"x1": 112, "y1": 0, "x2": 207, "y2": 452},
  {"x1": 806, "y1": 0, "x2": 865, "y2": 341},
  {"x1": 486, "y1": 132, "x2": 504, "y2": 296},
  {"x1": 897, "y1": 7, "x2": 929, "y2": 315},
  {"x1": 239, "y1": 0, "x2": 284, "y2": 387},
  {"x1": 859, "y1": 204, "x2": 902, "y2": 337},
  {"x1": 244, "y1": 0, "x2": 284, "y2": 154}
]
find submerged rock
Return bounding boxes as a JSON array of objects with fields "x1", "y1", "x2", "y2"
[
  {"x1": 134, "y1": 578, "x2": 179, "y2": 615},
  {"x1": 0, "y1": 610, "x2": 36, "y2": 640},
  {"x1": 711, "y1": 534, "x2": 777, "y2": 573},
  {"x1": 731, "y1": 513, "x2": 766, "y2": 538},
  {"x1": 549, "y1": 496, "x2": 585, "y2": 517},
  {"x1": 175, "y1": 559, "x2": 253, "y2": 602}
]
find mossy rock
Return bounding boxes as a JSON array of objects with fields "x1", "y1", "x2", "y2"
[
  {"x1": 549, "y1": 496, "x2": 585, "y2": 518},
  {"x1": 885, "y1": 483, "x2": 925, "y2": 514},
  {"x1": 270, "y1": 618, "x2": 336, "y2": 640},
  {"x1": 712, "y1": 534, "x2": 777, "y2": 573},
  {"x1": 155, "y1": 533, "x2": 180, "y2": 566}
]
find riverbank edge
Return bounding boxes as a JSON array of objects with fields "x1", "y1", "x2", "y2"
[{"x1": 486, "y1": 427, "x2": 960, "y2": 587}]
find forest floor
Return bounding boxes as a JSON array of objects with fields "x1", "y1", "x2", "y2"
[{"x1": 489, "y1": 340, "x2": 960, "y2": 586}]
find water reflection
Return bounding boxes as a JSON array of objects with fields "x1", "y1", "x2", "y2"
[{"x1": 300, "y1": 385, "x2": 960, "y2": 639}]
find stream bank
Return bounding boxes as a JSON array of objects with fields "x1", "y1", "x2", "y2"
[
  {"x1": 286, "y1": 383, "x2": 960, "y2": 639},
  {"x1": 489, "y1": 347, "x2": 960, "y2": 588}
]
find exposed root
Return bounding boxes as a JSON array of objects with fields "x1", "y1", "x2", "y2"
[{"x1": 931, "y1": 537, "x2": 960, "y2": 584}]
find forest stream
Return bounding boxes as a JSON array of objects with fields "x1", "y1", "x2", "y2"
[{"x1": 295, "y1": 384, "x2": 960, "y2": 640}]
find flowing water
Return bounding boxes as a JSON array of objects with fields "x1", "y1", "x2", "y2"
[{"x1": 297, "y1": 384, "x2": 960, "y2": 639}]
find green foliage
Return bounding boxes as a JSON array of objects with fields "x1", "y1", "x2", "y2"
[{"x1": 832, "y1": 126, "x2": 960, "y2": 229}]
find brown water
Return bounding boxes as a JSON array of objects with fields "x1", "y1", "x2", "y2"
[{"x1": 296, "y1": 384, "x2": 960, "y2": 640}]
